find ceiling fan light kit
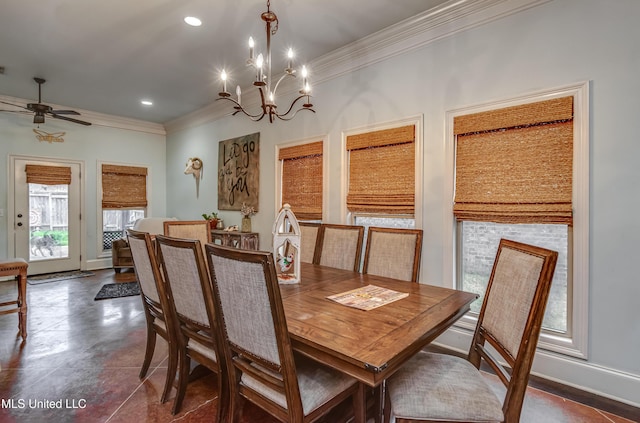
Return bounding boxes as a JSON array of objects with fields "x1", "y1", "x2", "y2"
[
  {"x1": 216, "y1": 0, "x2": 315, "y2": 123},
  {"x1": 0, "y1": 77, "x2": 91, "y2": 126}
]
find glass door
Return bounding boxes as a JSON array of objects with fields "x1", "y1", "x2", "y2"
[{"x1": 13, "y1": 158, "x2": 82, "y2": 275}]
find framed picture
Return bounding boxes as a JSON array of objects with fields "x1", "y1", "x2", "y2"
[{"x1": 218, "y1": 132, "x2": 260, "y2": 211}]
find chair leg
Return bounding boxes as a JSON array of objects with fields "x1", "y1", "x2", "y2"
[
  {"x1": 171, "y1": 351, "x2": 191, "y2": 415},
  {"x1": 228, "y1": 392, "x2": 244, "y2": 423},
  {"x1": 161, "y1": 345, "x2": 178, "y2": 404},
  {"x1": 215, "y1": 368, "x2": 228, "y2": 423},
  {"x1": 139, "y1": 324, "x2": 156, "y2": 379}
]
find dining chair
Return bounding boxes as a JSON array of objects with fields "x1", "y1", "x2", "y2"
[
  {"x1": 299, "y1": 222, "x2": 320, "y2": 263},
  {"x1": 362, "y1": 227, "x2": 423, "y2": 282},
  {"x1": 126, "y1": 229, "x2": 177, "y2": 404},
  {"x1": 384, "y1": 238, "x2": 558, "y2": 423},
  {"x1": 205, "y1": 244, "x2": 366, "y2": 423},
  {"x1": 163, "y1": 220, "x2": 212, "y2": 257},
  {"x1": 155, "y1": 234, "x2": 225, "y2": 418},
  {"x1": 313, "y1": 224, "x2": 365, "y2": 272}
]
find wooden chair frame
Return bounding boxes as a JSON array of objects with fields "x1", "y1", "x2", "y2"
[
  {"x1": 385, "y1": 238, "x2": 558, "y2": 423},
  {"x1": 362, "y1": 227, "x2": 423, "y2": 282},
  {"x1": 127, "y1": 230, "x2": 179, "y2": 404},
  {"x1": 313, "y1": 224, "x2": 365, "y2": 272},
  {"x1": 155, "y1": 235, "x2": 225, "y2": 418},
  {"x1": 206, "y1": 244, "x2": 365, "y2": 423}
]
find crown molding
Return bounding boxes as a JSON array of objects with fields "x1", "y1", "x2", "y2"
[
  {"x1": 164, "y1": 0, "x2": 551, "y2": 134},
  {"x1": 0, "y1": 94, "x2": 166, "y2": 136}
]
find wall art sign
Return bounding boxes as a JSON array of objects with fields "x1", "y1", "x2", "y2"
[{"x1": 218, "y1": 132, "x2": 260, "y2": 211}]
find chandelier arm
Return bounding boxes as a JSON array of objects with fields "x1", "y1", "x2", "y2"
[
  {"x1": 274, "y1": 107, "x2": 316, "y2": 121},
  {"x1": 272, "y1": 72, "x2": 295, "y2": 98},
  {"x1": 216, "y1": 97, "x2": 265, "y2": 120},
  {"x1": 276, "y1": 94, "x2": 313, "y2": 117}
]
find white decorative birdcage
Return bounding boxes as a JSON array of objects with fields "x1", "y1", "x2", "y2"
[{"x1": 272, "y1": 204, "x2": 301, "y2": 284}]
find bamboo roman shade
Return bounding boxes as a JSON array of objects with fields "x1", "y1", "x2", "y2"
[
  {"x1": 25, "y1": 164, "x2": 71, "y2": 185},
  {"x1": 453, "y1": 96, "x2": 574, "y2": 224},
  {"x1": 279, "y1": 141, "x2": 323, "y2": 220},
  {"x1": 101, "y1": 164, "x2": 148, "y2": 209},
  {"x1": 346, "y1": 125, "x2": 415, "y2": 214}
]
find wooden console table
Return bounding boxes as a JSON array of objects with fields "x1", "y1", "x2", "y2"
[{"x1": 211, "y1": 230, "x2": 259, "y2": 250}]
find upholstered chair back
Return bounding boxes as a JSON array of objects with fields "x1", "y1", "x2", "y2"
[
  {"x1": 299, "y1": 222, "x2": 320, "y2": 264},
  {"x1": 314, "y1": 224, "x2": 364, "y2": 272},
  {"x1": 363, "y1": 227, "x2": 423, "y2": 282}
]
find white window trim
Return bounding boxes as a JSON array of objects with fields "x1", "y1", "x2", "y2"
[
  {"x1": 274, "y1": 134, "x2": 329, "y2": 221},
  {"x1": 443, "y1": 82, "x2": 590, "y2": 359},
  {"x1": 97, "y1": 160, "x2": 151, "y2": 258},
  {"x1": 341, "y1": 115, "x2": 424, "y2": 227}
]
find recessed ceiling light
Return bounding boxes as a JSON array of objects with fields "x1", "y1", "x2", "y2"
[
  {"x1": 141, "y1": 100, "x2": 153, "y2": 106},
  {"x1": 184, "y1": 16, "x2": 202, "y2": 27}
]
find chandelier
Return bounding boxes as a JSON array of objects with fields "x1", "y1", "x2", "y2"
[{"x1": 217, "y1": 0, "x2": 314, "y2": 123}]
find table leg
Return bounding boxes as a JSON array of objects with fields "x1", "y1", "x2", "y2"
[{"x1": 373, "y1": 384, "x2": 383, "y2": 423}]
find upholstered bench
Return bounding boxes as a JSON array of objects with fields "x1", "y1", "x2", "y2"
[{"x1": 0, "y1": 258, "x2": 28, "y2": 340}]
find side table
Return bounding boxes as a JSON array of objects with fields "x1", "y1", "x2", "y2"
[{"x1": 211, "y1": 230, "x2": 259, "y2": 250}]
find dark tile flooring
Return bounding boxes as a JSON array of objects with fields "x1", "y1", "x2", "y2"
[{"x1": 1, "y1": 269, "x2": 638, "y2": 422}]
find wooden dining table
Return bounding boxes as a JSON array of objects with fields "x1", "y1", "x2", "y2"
[{"x1": 279, "y1": 263, "x2": 478, "y2": 420}]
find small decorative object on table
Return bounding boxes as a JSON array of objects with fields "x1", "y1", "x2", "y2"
[
  {"x1": 240, "y1": 202, "x2": 256, "y2": 233},
  {"x1": 272, "y1": 204, "x2": 301, "y2": 284},
  {"x1": 202, "y1": 211, "x2": 219, "y2": 230}
]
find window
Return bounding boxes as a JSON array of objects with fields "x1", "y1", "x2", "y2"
[
  {"x1": 346, "y1": 124, "x2": 416, "y2": 216},
  {"x1": 345, "y1": 121, "x2": 421, "y2": 266},
  {"x1": 100, "y1": 164, "x2": 148, "y2": 252},
  {"x1": 447, "y1": 83, "x2": 589, "y2": 358},
  {"x1": 278, "y1": 141, "x2": 323, "y2": 221}
]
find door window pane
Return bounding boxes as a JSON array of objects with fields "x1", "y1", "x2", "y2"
[{"x1": 29, "y1": 183, "x2": 69, "y2": 260}]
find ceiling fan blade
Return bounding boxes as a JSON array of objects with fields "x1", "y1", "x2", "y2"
[
  {"x1": 0, "y1": 100, "x2": 28, "y2": 110},
  {"x1": 51, "y1": 110, "x2": 81, "y2": 115},
  {"x1": 51, "y1": 113, "x2": 92, "y2": 126},
  {"x1": 0, "y1": 109, "x2": 31, "y2": 114}
]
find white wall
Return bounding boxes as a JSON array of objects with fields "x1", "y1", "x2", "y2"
[
  {"x1": 166, "y1": 0, "x2": 640, "y2": 406},
  {"x1": 0, "y1": 112, "x2": 167, "y2": 267}
]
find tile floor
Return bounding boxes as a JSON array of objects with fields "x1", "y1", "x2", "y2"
[{"x1": 0, "y1": 269, "x2": 638, "y2": 422}]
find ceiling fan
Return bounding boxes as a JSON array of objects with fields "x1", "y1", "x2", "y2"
[{"x1": 0, "y1": 77, "x2": 91, "y2": 126}]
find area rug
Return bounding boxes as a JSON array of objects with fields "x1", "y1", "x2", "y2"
[
  {"x1": 27, "y1": 270, "x2": 95, "y2": 285},
  {"x1": 94, "y1": 282, "x2": 140, "y2": 301}
]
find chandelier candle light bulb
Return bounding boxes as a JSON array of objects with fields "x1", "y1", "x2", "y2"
[
  {"x1": 221, "y1": 70, "x2": 227, "y2": 94},
  {"x1": 287, "y1": 48, "x2": 294, "y2": 71},
  {"x1": 216, "y1": 0, "x2": 315, "y2": 123},
  {"x1": 256, "y1": 54, "x2": 264, "y2": 84}
]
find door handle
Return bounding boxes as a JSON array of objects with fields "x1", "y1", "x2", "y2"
[
  {"x1": 17, "y1": 222, "x2": 23, "y2": 227},
  {"x1": 17, "y1": 213, "x2": 23, "y2": 218}
]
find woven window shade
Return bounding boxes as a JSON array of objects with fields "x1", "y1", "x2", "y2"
[
  {"x1": 25, "y1": 165, "x2": 71, "y2": 185},
  {"x1": 280, "y1": 141, "x2": 323, "y2": 220},
  {"x1": 454, "y1": 96, "x2": 574, "y2": 225},
  {"x1": 347, "y1": 125, "x2": 415, "y2": 214},
  {"x1": 101, "y1": 164, "x2": 148, "y2": 209}
]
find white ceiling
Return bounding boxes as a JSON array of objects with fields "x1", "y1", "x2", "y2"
[{"x1": 0, "y1": 0, "x2": 451, "y2": 124}]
